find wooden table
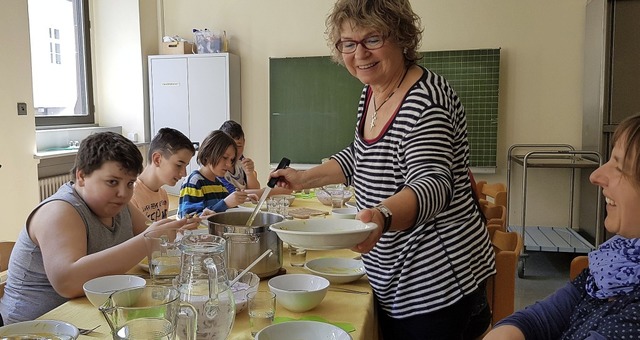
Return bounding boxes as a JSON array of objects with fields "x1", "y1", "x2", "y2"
[{"x1": 38, "y1": 195, "x2": 378, "y2": 340}]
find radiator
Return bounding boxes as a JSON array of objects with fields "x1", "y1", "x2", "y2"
[{"x1": 39, "y1": 173, "x2": 73, "y2": 201}]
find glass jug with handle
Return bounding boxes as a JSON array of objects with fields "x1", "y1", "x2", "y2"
[
  {"x1": 175, "y1": 234, "x2": 235, "y2": 339},
  {"x1": 99, "y1": 285, "x2": 197, "y2": 340}
]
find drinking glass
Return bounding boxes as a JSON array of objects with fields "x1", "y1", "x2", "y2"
[
  {"x1": 143, "y1": 228, "x2": 185, "y2": 285},
  {"x1": 289, "y1": 246, "x2": 307, "y2": 267},
  {"x1": 247, "y1": 291, "x2": 276, "y2": 337}
]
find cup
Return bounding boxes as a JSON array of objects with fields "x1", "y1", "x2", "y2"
[
  {"x1": 331, "y1": 190, "x2": 344, "y2": 209},
  {"x1": 289, "y1": 246, "x2": 307, "y2": 267},
  {"x1": 143, "y1": 228, "x2": 186, "y2": 285},
  {"x1": 247, "y1": 290, "x2": 276, "y2": 337}
]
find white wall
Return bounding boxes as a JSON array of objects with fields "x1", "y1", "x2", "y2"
[
  {"x1": 0, "y1": 0, "x2": 40, "y2": 241},
  {"x1": 90, "y1": 0, "x2": 158, "y2": 142},
  {"x1": 161, "y1": 0, "x2": 588, "y2": 226}
]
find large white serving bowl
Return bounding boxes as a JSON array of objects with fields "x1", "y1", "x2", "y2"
[
  {"x1": 255, "y1": 320, "x2": 351, "y2": 340},
  {"x1": 0, "y1": 319, "x2": 80, "y2": 339},
  {"x1": 304, "y1": 257, "x2": 366, "y2": 284},
  {"x1": 228, "y1": 268, "x2": 260, "y2": 314},
  {"x1": 268, "y1": 274, "x2": 329, "y2": 312},
  {"x1": 83, "y1": 274, "x2": 147, "y2": 307},
  {"x1": 269, "y1": 219, "x2": 378, "y2": 250}
]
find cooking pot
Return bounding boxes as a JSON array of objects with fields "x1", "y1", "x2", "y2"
[{"x1": 208, "y1": 211, "x2": 283, "y2": 278}]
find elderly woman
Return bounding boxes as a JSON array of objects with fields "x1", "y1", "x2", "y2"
[
  {"x1": 484, "y1": 114, "x2": 640, "y2": 339},
  {"x1": 271, "y1": 0, "x2": 496, "y2": 338}
]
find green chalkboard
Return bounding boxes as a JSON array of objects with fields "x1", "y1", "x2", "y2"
[
  {"x1": 270, "y1": 49, "x2": 500, "y2": 167},
  {"x1": 269, "y1": 56, "x2": 363, "y2": 164}
]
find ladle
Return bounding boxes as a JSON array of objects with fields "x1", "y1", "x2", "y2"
[
  {"x1": 245, "y1": 157, "x2": 290, "y2": 226},
  {"x1": 229, "y1": 249, "x2": 273, "y2": 287}
]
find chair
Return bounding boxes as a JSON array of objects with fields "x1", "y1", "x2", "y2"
[
  {"x1": 481, "y1": 203, "x2": 506, "y2": 232},
  {"x1": 0, "y1": 241, "x2": 15, "y2": 299},
  {"x1": 570, "y1": 256, "x2": 589, "y2": 280},
  {"x1": 476, "y1": 181, "x2": 508, "y2": 208},
  {"x1": 0, "y1": 241, "x2": 15, "y2": 272},
  {"x1": 486, "y1": 230, "x2": 523, "y2": 325}
]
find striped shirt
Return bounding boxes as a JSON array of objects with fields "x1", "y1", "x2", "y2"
[
  {"x1": 333, "y1": 66, "x2": 496, "y2": 319},
  {"x1": 178, "y1": 170, "x2": 229, "y2": 217}
]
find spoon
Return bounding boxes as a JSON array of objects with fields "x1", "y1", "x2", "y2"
[{"x1": 229, "y1": 249, "x2": 273, "y2": 287}]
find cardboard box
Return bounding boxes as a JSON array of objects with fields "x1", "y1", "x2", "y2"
[{"x1": 160, "y1": 41, "x2": 194, "y2": 55}]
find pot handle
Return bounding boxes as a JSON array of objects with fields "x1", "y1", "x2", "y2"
[{"x1": 223, "y1": 232, "x2": 260, "y2": 243}]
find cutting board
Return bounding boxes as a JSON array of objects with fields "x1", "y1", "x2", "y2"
[{"x1": 288, "y1": 208, "x2": 329, "y2": 219}]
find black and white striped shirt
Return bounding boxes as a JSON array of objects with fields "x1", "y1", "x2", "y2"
[{"x1": 333, "y1": 66, "x2": 496, "y2": 319}]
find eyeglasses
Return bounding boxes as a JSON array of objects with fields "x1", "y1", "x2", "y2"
[{"x1": 335, "y1": 35, "x2": 385, "y2": 54}]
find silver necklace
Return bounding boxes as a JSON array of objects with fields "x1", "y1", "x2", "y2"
[{"x1": 370, "y1": 67, "x2": 409, "y2": 131}]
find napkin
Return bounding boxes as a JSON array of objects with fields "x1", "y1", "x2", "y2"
[{"x1": 274, "y1": 316, "x2": 355, "y2": 333}]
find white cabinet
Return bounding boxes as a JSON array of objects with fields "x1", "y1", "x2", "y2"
[{"x1": 149, "y1": 53, "x2": 241, "y2": 194}]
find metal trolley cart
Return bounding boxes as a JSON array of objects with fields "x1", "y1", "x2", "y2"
[{"x1": 506, "y1": 144, "x2": 602, "y2": 278}]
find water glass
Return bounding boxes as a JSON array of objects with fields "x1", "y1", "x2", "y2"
[
  {"x1": 143, "y1": 228, "x2": 185, "y2": 285},
  {"x1": 289, "y1": 246, "x2": 307, "y2": 267},
  {"x1": 331, "y1": 190, "x2": 344, "y2": 208},
  {"x1": 247, "y1": 291, "x2": 276, "y2": 337}
]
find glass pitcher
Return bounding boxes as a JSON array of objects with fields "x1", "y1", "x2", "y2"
[
  {"x1": 175, "y1": 234, "x2": 235, "y2": 339},
  {"x1": 99, "y1": 285, "x2": 197, "y2": 340}
]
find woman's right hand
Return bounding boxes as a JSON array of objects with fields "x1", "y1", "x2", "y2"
[{"x1": 270, "y1": 167, "x2": 304, "y2": 190}]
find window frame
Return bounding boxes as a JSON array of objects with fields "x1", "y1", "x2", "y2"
[{"x1": 35, "y1": 0, "x2": 94, "y2": 127}]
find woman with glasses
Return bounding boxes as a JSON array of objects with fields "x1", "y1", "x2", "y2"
[
  {"x1": 484, "y1": 115, "x2": 640, "y2": 339},
  {"x1": 271, "y1": 0, "x2": 496, "y2": 338}
]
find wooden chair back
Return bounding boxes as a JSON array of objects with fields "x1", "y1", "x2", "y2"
[
  {"x1": 476, "y1": 181, "x2": 508, "y2": 208},
  {"x1": 486, "y1": 230, "x2": 523, "y2": 325},
  {"x1": 0, "y1": 241, "x2": 15, "y2": 299},
  {"x1": 570, "y1": 256, "x2": 589, "y2": 280},
  {"x1": 0, "y1": 241, "x2": 15, "y2": 272},
  {"x1": 481, "y1": 204, "x2": 506, "y2": 231}
]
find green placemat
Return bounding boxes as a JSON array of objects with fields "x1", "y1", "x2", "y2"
[{"x1": 274, "y1": 315, "x2": 355, "y2": 333}]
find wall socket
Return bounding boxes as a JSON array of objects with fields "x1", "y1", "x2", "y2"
[{"x1": 17, "y1": 102, "x2": 27, "y2": 116}]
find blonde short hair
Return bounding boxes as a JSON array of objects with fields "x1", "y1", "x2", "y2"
[{"x1": 325, "y1": 0, "x2": 423, "y2": 66}]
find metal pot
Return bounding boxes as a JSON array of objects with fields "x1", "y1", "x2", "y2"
[{"x1": 207, "y1": 211, "x2": 284, "y2": 278}]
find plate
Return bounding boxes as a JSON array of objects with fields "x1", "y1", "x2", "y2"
[
  {"x1": 269, "y1": 219, "x2": 378, "y2": 250},
  {"x1": 304, "y1": 257, "x2": 366, "y2": 284},
  {"x1": 235, "y1": 202, "x2": 267, "y2": 211},
  {"x1": 0, "y1": 320, "x2": 80, "y2": 339}
]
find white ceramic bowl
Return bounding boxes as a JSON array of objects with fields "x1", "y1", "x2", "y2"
[
  {"x1": 270, "y1": 194, "x2": 295, "y2": 205},
  {"x1": 268, "y1": 274, "x2": 329, "y2": 312},
  {"x1": 83, "y1": 274, "x2": 147, "y2": 307},
  {"x1": 304, "y1": 257, "x2": 366, "y2": 284},
  {"x1": 315, "y1": 189, "x2": 353, "y2": 206},
  {"x1": 255, "y1": 320, "x2": 351, "y2": 340},
  {"x1": 331, "y1": 207, "x2": 357, "y2": 219},
  {"x1": 228, "y1": 268, "x2": 260, "y2": 314},
  {"x1": 270, "y1": 219, "x2": 378, "y2": 250},
  {"x1": 345, "y1": 201, "x2": 357, "y2": 209},
  {"x1": 0, "y1": 320, "x2": 80, "y2": 339}
]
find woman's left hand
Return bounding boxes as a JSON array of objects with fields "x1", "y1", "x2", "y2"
[{"x1": 352, "y1": 208, "x2": 385, "y2": 253}]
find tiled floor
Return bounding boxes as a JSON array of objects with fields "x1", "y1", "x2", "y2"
[{"x1": 514, "y1": 251, "x2": 580, "y2": 311}]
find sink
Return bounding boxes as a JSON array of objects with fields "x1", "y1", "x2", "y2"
[{"x1": 42, "y1": 146, "x2": 79, "y2": 152}]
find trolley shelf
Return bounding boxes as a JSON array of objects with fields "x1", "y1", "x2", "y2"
[
  {"x1": 507, "y1": 226, "x2": 595, "y2": 253},
  {"x1": 506, "y1": 144, "x2": 603, "y2": 278},
  {"x1": 510, "y1": 155, "x2": 600, "y2": 168}
]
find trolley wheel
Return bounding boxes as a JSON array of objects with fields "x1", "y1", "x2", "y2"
[{"x1": 517, "y1": 257, "x2": 525, "y2": 278}]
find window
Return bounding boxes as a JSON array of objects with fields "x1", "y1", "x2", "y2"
[{"x1": 28, "y1": 0, "x2": 93, "y2": 126}]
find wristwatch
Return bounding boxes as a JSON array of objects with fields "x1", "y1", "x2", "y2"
[{"x1": 374, "y1": 204, "x2": 393, "y2": 233}]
